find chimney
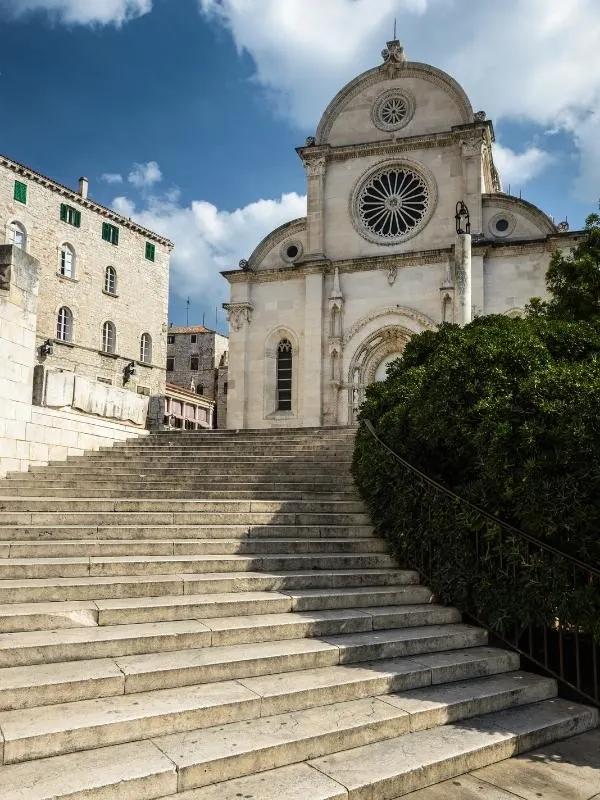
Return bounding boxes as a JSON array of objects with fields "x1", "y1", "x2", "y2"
[{"x1": 78, "y1": 177, "x2": 89, "y2": 199}]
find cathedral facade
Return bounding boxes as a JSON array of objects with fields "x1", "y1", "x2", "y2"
[{"x1": 223, "y1": 40, "x2": 576, "y2": 429}]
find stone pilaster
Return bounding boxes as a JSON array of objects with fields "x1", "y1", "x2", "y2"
[
  {"x1": 302, "y1": 151, "x2": 328, "y2": 261},
  {"x1": 223, "y1": 301, "x2": 253, "y2": 429},
  {"x1": 302, "y1": 271, "x2": 324, "y2": 426},
  {"x1": 455, "y1": 234, "x2": 472, "y2": 326}
]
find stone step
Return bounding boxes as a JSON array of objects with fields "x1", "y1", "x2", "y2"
[
  {"x1": 0, "y1": 537, "x2": 385, "y2": 559},
  {"x1": 0, "y1": 672, "x2": 555, "y2": 767},
  {"x1": 4, "y1": 488, "x2": 357, "y2": 501},
  {"x1": 0, "y1": 610, "x2": 469, "y2": 668},
  {"x1": 0, "y1": 553, "x2": 395, "y2": 579},
  {"x1": 306, "y1": 698, "x2": 600, "y2": 799},
  {"x1": 152, "y1": 673, "x2": 558, "y2": 793},
  {"x1": 0, "y1": 587, "x2": 434, "y2": 631},
  {"x1": 0, "y1": 499, "x2": 366, "y2": 514},
  {"x1": 0, "y1": 568, "x2": 418, "y2": 603},
  {"x1": 0, "y1": 644, "x2": 519, "y2": 712},
  {"x1": 153, "y1": 699, "x2": 598, "y2": 800},
  {"x1": 0, "y1": 511, "x2": 373, "y2": 527},
  {"x1": 115, "y1": 624, "x2": 488, "y2": 694},
  {"x1": 0, "y1": 524, "x2": 376, "y2": 541}
]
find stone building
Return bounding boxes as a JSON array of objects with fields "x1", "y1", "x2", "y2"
[
  {"x1": 223, "y1": 39, "x2": 577, "y2": 429},
  {"x1": 0, "y1": 152, "x2": 173, "y2": 428},
  {"x1": 166, "y1": 325, "x2": 228, "y2": 427}
]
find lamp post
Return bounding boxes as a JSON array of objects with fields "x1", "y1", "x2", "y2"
[{"x1": 455, "y1": 201, "x2": 472, "y2": 325}]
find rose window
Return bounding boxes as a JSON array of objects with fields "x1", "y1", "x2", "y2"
[
  {"x1": 380, "y1": 96, "x2": 408, "y2": 127},
  {"x1": 357, "y1": 167, "x2": 430, "y2": 240},
  {"x1": 372, "y1": 90, "x2": 414, "y2": 132}
]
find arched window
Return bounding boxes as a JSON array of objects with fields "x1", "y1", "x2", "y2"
[
  {"x1": 56, "y1": 306, "x2": 73, "y2": 342},
  {"x1": 140, "y1": 333, "x2": 152, "y2": 364},
  {"x1": 102, "y1": 321, "x2": 116, "y2": 354},
  {"x1": 104, "y1": 266, "x2": 117, "y2": 295},
  {"x1": 277, "y1": 339, "x2": 292, "y2": 411},
  {"x1": 59, "y1": 244, "x2": 75, "y2": 278},
  {"x1": 9, "y1": 221, "x2": 26, "y2": 250}
]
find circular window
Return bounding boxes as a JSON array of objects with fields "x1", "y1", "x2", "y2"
[
  {"x1": 372, "y1": 90, "x2": 415, "y2": 132},
  {"x1": 489, "y1": 213, "x2": 516, "y2": 239},
  {"x1": 280, "y1": 240, "x2": 303, "y2": 263},
  {"x1": 354, "y1": 164, "x2": 432, "y2": 243}
]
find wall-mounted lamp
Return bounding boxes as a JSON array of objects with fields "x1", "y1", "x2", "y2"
[
  {"x1": 123, "y1": 361, "x2": 136, "y2": 383},
  {"x1": 455, "y1": 201, "x2": 471, "y2": 235},
  {"x1": 40, "y1": 339, "x2": 54, "y2": 357}
]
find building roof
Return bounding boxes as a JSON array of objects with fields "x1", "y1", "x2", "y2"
[
  {"x1": 168, "y1": 325, "x2": 228, "y2": 337},
  {"x1": 166, "y1": 383, "x2": 215, "y2": 403},
  {"x1": 0, "y1": 152, "x2": 174, "y2": 249}
]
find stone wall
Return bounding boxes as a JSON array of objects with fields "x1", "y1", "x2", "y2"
[{"x1": 0, "y1": 244, "x2": 146, "y2": 478}]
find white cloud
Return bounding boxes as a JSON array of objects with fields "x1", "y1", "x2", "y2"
[
  {"x1": 492, "y1": 144, "x2": 555, "y2": 190},
  {"x1": 101, "y1": 173, "x2": 124, "y2": 185},
  {"x1": 199, "y1": 0, "x2": 600, "y2": 201},
  {"x1": 114, "y1": 189, "x2": 307, "y2": 309},
  {"x1": 128, "y1": 161, "x2": 163, "y2": 190},
  {"x1": 1, "y1": 0, "x2": 151, "y2": 26}
]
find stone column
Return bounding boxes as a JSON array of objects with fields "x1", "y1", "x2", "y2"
[
  {"x1": 223, "y1": 300, "x2": 253, "y2": 429},
  {"x1": 455, "y1": 234, "x2": 472, "y2": 326},
  {"x1": 302, "y1": 270, "x2": 324, "y2": 426},
  {"x1": 303, "y1": 153, "x2": 327, "y2": 261}
]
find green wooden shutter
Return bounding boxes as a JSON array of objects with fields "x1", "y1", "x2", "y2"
[
  {"x1": 145, "y1": 242, "x2": 155, "y2": 262},
  {"x1": 60, "y1": 204, "x2": 68, "y2": 222},
  {"x1": 74, "y1": 210, "x2": 81, "y2": 228},
  {"x1": 14, "y1": 181, "x2": 27, "y2": 204},
  {"x1": 113, "y1": 227, "x2": 119, "y2": 246},
  {"x1": 102, "y1": 222, "x2": 111, "y2": 242}
]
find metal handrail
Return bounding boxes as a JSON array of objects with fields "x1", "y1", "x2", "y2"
[
  {"x1": 363, "y1": 419, "x2": 600, "y2": 706},
  {"x1": 365, "y1": 419, "x2": 600, "y2": 577}
]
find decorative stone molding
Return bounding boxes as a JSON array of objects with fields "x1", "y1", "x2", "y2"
[
  {"x1": 488, "y1": 212, "x2": 517, "y2": 239},
  {"x1": 245, "y1": 218, "x2": 307, "y2": 271},
  {"x1": 371, "y1": 88, "x2": 415, "y2": 132},
  {"x1": 280, "y1": 240, "x2": 304, "y2": 264},
  {"x1": 381, "y1": 39, "x2": 407, "y2": 66},
  {"x1": 343, "y1": 305, "x2": 437, "y2": 346},
  {"x1": 304, "y1": 156, "x2": 327, "y2": 178},
  {"x1": 224, "y1": 302, "x2": 253, "y2": 332},
  {"x1": 315, "y1": 61, "x2": 474, "y2": 145},
  {"x1": 386, "y1": 264, "x2": 398, "y2": 285},
  {"x1": 461, "y1": 135, "x2": 483, "y2": 159}
]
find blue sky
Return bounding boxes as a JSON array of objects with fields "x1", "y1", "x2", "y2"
[{"x1": 1, "y1": 0, "x2": 599, "y2": 332}]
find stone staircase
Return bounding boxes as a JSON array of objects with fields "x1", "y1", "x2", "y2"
[{"x1": 0, "y1": 426, "x2": 596, "y2": 799}]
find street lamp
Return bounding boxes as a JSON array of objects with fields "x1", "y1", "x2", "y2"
[{"x1": 455, "y1": 201, "x2": 471, "y2": 235}]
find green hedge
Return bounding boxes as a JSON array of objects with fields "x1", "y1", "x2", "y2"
[{"x1": 352, "y1": 314, "x2": 600, "y2": 641}]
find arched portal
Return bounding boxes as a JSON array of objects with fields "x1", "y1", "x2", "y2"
[{"x1": 348, "y1": 325, "x2": 411, "y2": 421}]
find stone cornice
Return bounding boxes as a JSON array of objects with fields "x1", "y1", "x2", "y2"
[
  {"x1": 0, "y1": 153, "x2": 173, "y2": 248},
  {"x1": 297, "y1": 126, "x2": 489, "y2": 166},
  {"x1": 475, "y1": 231, "x2": 583, "y2": 258}
]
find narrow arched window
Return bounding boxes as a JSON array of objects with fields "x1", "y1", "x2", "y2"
[
  {"x1": 102, "y1": 321, "x2": 116, "y2": 354},
  {"x1": 140, "y1": 333, "x2": 152, "y2": 364},
  {"x1": 9, "y1": 221, "x2": 26, "y2": 250},
  {"x1": 56, "y1": 306, "x2": 73, "y2": 342},
  {"x1": 277, "y1": 339, "x2": 292, "y2": 411},
  {"x1": 104, "y1": 266, "x2": 117, "y2": 295},
  {"x1": 59, "y1": 244, "x2": 75, "y2": 278}
]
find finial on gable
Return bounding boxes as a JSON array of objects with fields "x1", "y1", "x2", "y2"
[{"x1": 381, "y1": 38, "x2": 407, "y2": 65}]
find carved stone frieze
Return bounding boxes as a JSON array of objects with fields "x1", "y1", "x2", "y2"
[
  {"x1": 224, "y1": 302, "x2": 253, "y2": 332},
  {"x1": 343, "y1": 305, "x2": 437, "y2": 346},
  {"x1": 304, "y1": 156, "x2": 327, "y2": 178}
]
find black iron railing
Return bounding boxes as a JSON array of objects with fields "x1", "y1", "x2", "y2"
[{"x1": 364, "y1": 420, "x2": 600, "y2": 707}]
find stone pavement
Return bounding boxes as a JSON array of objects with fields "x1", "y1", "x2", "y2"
[{"x1": 404, "y1": 728, "x2": 600, "y2": 799}]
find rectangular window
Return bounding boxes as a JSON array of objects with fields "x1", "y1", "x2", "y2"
[
  {"x1": 167, "y1": 334, "x2": 175, "y2": 344},
  {"x1": 137, "y1": 386, "x2": 150, "y2": 396},
  {"x1": 97, "y1": 377, "x2": 112, "y2": 385},
  {"x1": 145, "y1": 242, "x2": 156, "y2": 262},
  {"x1": 190, "y1": 334, "x2": 197, "y2": 344},
  {"x1": 60, "y1": 203, "x2": 81, "y2": 228},
  {"x1": 14, "y1": 181, "x2": 27, "y2": 204},
  {"x1": 167, "y1": 357, "x2": 174, "y2": 371},
  {"x1": 190, "y1": 356, "x2": 199, "y2": 371},
  {"x1": 223, "y1": 381, "x2": 228, "y2": 396},
  {"x1": 102, "y1": 222, "x2": 119, "y2": 245}
]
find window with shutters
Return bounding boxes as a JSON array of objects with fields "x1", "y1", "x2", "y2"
[
  {"x1": 60, "y1": 204, "x2": 81, "y2": 228},
  {"x1": 56, "y1": 307, "x2": 73, "y2": 343},
  {"x1": 167, "y1": 334, "x2": 175, "y2": 344},
  {"x1": 9, "y1": 221, "x2": 27, "y2": 250},
  {"x1": 277, "y1": 339, "x2": 292, "y2": 411},
  {"x1": 102, "y1": 222, "x2": 119, "y2": 245},
  {"x1": 190, "y1": 356, "x2": 199, "y2": 371},
  {"x1": 145, "y1": 242, "x2": 156, "y2": 262},
  {"x1": 14, "y1": 181, "x2": 27, "y2": 204},
  {"x1": 190, "y1": 334, "x2": 197, "y2": 343},
  {"x1": 167, "y1": 357, "x2": 174, "y2": 371},
  {"x1": 59, "y1": 244, "x2": 75, "y2": 278},
  {"x1": 102, "y1": 321, "x2": 116, "y2": 354},
  {"x1": 104, "y1": 266, "x2": 117, "y2": 295},
  {"x1": 140, "y1": 333, "x2": 152, "y2": 364}
]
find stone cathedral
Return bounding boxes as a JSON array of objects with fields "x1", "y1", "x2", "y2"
[{"x1": 223, "y1": 39, "x2": 575, "y2": 429}]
